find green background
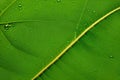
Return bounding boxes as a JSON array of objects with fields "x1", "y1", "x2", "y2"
[{"x1": 0, "y1": 0, "x2": 120, "y2": 80}]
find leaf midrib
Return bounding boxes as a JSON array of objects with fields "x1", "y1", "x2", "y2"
[
  {"x1": 32, "y1": 6, "x2": 120, "y2": 80},
  {"x1": 0, "y1": 0, "x2": 119, "y2": 80}
]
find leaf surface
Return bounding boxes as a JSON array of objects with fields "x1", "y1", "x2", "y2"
[{"x1": 0, "y1": 0, "x2": 120, "y2": 80}]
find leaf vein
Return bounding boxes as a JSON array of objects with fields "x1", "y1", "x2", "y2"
[{"x1": 32, "y1": 6, "x2": 120, "y2": 80}]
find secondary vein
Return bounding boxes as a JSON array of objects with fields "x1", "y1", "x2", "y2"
[{"x1": 0, "y1": 0, "x2": 17, "y2": 17}]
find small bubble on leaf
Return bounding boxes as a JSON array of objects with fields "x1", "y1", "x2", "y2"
[
  {"x1": 18, "y1": 3, "x2": 22, "y2": 7},
  {"x1": 18, "y1": 3, "x2": 22, "y2": 10},
  {"x1": 18, "y1": 5, "x2": 22, "y2": 7},
  {"x1": 109, "y1": 55, "x2": 114, "y2": 58},
  {"x1": 4, "y1": 24, "x2": 11, "y2": 31},
  {"x1": 56, "y1": 0, "x2": 61, "y2": 3}
]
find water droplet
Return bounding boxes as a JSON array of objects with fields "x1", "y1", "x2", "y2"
[
  {"x1": 18, "y1": 3, "x2": 22, "y2": 10},
  {"x1": 18, "y1": 4, "x2": 22, "y2": 7},
  {"x1": 4, "y1": 24, "x2": 11, "y2": 31},
  {"x1": 56, "y1": 0, "x2": 61, "y2": 3},
  {"x1": 109, "y1": 55, "x2": 114, "y2": 58}
]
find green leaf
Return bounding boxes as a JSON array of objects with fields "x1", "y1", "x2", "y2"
[{"x1": 0, "y1": 0, "x2": 120, "y2": 80}]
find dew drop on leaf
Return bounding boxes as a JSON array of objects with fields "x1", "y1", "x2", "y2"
[
  {"x1": 18, "y1": 3, "x2": 22, "y2": 10},
  {"x1": 18, "y1": 4, "x2": 22, "y2": 7},
  {"x1": 4, "y1": 24, "x2": 11, "y2": 31},
  {"x1": 109, "y1": 55, "x2": 114, "y2": 59},
  {"x1": 56, "y1": 0, "x2": 61, "y2": 3}
]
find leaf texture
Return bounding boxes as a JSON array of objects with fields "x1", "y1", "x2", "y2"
[{"x1": 0, "y1": 0, "x2": 120, "y2": 80}]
